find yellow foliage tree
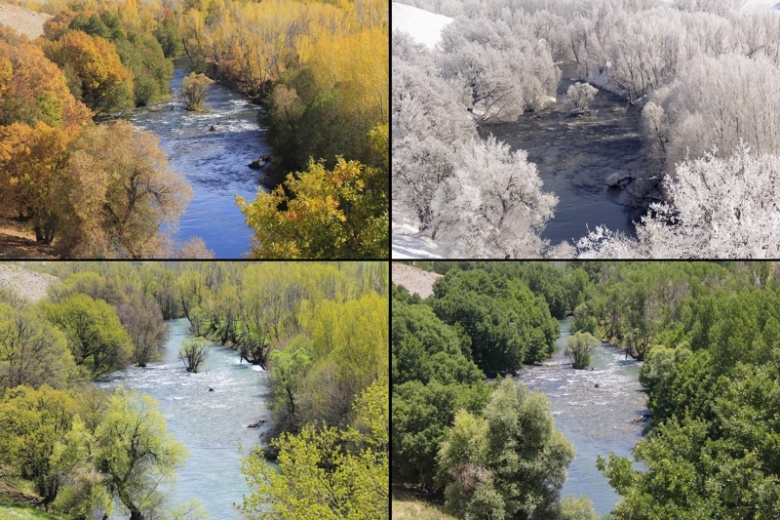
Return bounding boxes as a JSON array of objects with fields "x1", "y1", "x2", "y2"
[
  {"x1": 0, "y1": 36, "x2": 92, "y2": 128},
  {"x1": 0, "y1": 122, "x2": 72, "y2": 243},
  {"x1": 47, "y1": 30, "x2": 135, "y2": 116},
  {"x1": 236, "y1": 155, "x2": 387, "y2": 259},
  {"x1": 56, "y1": 120, "x2": 192, "y2": 258}
]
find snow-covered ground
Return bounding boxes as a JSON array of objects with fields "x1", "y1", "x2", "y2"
[
  {"x1": 392, "y1": 2, "x2": 453, "y2": 258},
  {"x1": 392, "y1": 216, "x2": 442, "y2": 259},
  {"x1": 391, "y1": 2, "x2": 454, "y2": 49}
]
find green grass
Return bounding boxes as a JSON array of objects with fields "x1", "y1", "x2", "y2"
[
  {"x1": 0, "y1": 475, "x2": 76, "y2": 520},
  {"x1": 392, "y1": 489, "x2": 455, "y2": 520}
]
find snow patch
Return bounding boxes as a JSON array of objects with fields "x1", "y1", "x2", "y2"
[{"x1": 391, "y1": 2, "x2": 454, "y2": 50}]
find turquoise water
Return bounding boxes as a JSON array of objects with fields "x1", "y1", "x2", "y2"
[{"x1": 97, "y1": 318, "x2": 271, "y2": 519}]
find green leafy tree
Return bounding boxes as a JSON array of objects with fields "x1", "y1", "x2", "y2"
[
  {"x1": 559, "y1": 495, "x2": 599, "y2": 520},
  {"x1": 392, "y1": 380, "x2": 490, "y2": 490},
  {"x1": 95, "y1": 388, "x2": 187, "y2": 520},
  {"x1": 392, "y1": 300, "x2": 481, "y2": 386},
  {"x1": 431, "y1": 270, "x2": 559, "y2": 375},
  {"x1": 178, "y1": 337, "x2": 209, "y2": 373},
  {"x1": 269, "y1": 339, "x2": 313, "y2": 432},
  {"x1": 0, "y1": 303, "x2": 78, "y2": 391},
  {"x1": 238, "y1": 380, "x2": 389, "y2": 520},
  {"x1": 564, "y1": 332, "x2": 599, "y2": 369},
  {"x1": 0, "y1": 385, "x2": 78, "y2": 506},
  {"x1": 437, "y1": 378, "x2": 574, "y2": 520},
  {"x1": 43, "y1": 293, "x2": 134, "y2": 376}
]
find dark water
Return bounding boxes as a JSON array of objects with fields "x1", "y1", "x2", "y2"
[
  {"x1": 480, "y1": 64, "x2": 650, "y2": 246},
  {"x1": 127, "y1": 64, "x2": 270, "y2": 258},
  {"x1": 517, "y1": 317, "x2": 648, "y2": 517},
  {"x1": 97, "y1": 319, "x2": 271, "y2": 520}
]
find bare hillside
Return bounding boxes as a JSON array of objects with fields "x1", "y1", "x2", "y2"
[
  {"x1": 0, "y1": 263, "x2": 59, "y2": 301},
  {"x1": 0, "y1": 3, "x2": 50, "y2": 38},
  {"x1": 392, "y1": 263, "x2": 442, "y2": 299}
]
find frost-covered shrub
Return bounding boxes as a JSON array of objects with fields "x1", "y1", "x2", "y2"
[
  {"x1": 565, "y1": 82, "x2": 598, "y2": 113},
  {"x1": 577, "y1": 146, "x2": 780, "y2": 259}
]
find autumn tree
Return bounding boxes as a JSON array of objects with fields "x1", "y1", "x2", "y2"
[
  {"x1": 46, "y1": 30, "x2": 135, "y2": 116},
  {"x1": 0, "y1": 122, "x2": 72, "y2": 243},
  {"x1": 181, "y1": 72, "x2": 212, "y2": 111},
  {"x1": 0, "y1": 36, "x2": 92, "y2": 128},
  {"x1": 56, "y1": 120, "x2": 192, "y2": 258},
  {"x1": 237, "y1": 155, "x2": 387, "y2": 259}
]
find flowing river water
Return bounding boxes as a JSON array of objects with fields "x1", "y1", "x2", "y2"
[
  {"x1": 478, "y1": 64, "x2": 660, "y2": 247},
  {"x1": 127, "y1": 63, "x2": 271, "y2": 258},
  {"x1": 97, "y1": 318, "x2": 271, "y2": 520},
  {"x1": 517, "y1": 317, "x2": 648, "y2": 517}
]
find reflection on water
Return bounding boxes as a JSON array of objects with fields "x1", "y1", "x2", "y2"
[
  {"x1": 517, "y1": 317, "x2": 648, "y2": 517},
  {"x1": 97, "y1": 319, "x2": 271, "y2": 520},
  {"x1": 127, "y1": 64, "x2": 270, "y2": 258}
]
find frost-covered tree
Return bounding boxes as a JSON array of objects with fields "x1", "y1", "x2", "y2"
[
  {"x1": 430, "y1": 136, "x2": 557, "y2": 258},
  {"x1": 645, "y1": 54, "x2": 780, "y2": 171},
  {"x1": 565, "y1": 82, "x2": 598, "y2": 113},
  {"x1": 577, "y1": 146, "x2": 780, "y2": 258},
  {"x1": 438, "y1": 17, "x2": 559, "y2": 122}
]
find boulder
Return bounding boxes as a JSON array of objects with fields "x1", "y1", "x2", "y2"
[
  {"x1": 606, "y1": 172, "x2": 632, "y2": 188},
  {"x1": 248, "y1": 155, "x2": 272, "y2": 170}
]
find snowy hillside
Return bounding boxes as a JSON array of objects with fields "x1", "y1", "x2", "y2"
[{"x1": 391, "y1": 2, "x2": 454, "y2": 49}]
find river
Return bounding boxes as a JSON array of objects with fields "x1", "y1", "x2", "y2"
[
  {"x1": 517, "y1": 317, "x2": 648, "y2": 517},
  {"x1": 126, "y1": 63, "x2": 270, "y2": 258},
  {"x1": 479, "y1": 63, "x2": 658, "y2": 247},
  {"x1": 96, "y1": 318, "x2": 271, "y2": 520}
]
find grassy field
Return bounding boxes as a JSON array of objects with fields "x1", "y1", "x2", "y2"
[
  {"x1": 0, "y1": 474, "x2": 75, "y2": 520},
  {"x1": 392, "y1": 489, "x2": 455, "y2": 520}
]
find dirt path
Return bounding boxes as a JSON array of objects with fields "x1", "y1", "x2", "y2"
[
  {"x1": 0, "y1": 223, "x2": 57, "y2": 259},
  {"x1": 0, "y1": 263, "x2": 59, "y2": 301},
  {"x1": 392, "y1": 263, "x2": 442, "y2": 299},
  {"x1": 0, "y1": 3, "x2": 50, "y2": 38}
]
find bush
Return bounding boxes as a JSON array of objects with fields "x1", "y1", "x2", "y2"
[
  {"x1": 565, "y1": 331, "x2": 599, "y2": 369},
  {"x1": 179, "y1": 337, "x2": 209, "y2": 373},
  {"x1": 181, "y1": 72, "x2": 213, "y2": 111}
]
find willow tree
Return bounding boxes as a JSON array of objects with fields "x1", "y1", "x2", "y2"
[
  {"x1": 95, "y1": 388, "x2": 187, "y2": 520},
  {"x1": 565, "y1": 332, "x2": 599, "y2": 369},
  {"x1": 179, "y1": 337, "x2": 209, "y2": 373},
  {"x1": 56, "y1": 120, "x2": 192, "y2": 258},
  {"x1": 181, "y1": 72, "x2": 213, "y2": 111}
]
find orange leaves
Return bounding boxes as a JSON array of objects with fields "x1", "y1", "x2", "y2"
[
  {"x1": 47, "y1": 30, "x2": 134, "y2": 115},
  {"x1": 0, "y1": 37, "x2": 92, "y2": 129},
  {"x1": 0, "y1": 121, "x2": 71, "y2": 237}
]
